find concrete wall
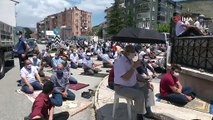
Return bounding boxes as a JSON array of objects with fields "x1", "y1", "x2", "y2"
[{"x1": 168, "y1": 64, "x2": 213, "y2": 102}]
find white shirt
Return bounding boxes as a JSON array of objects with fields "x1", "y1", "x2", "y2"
[
  {"x1": 114, "y1": 55, "x2": 137, "y2": 87},
  {"x1": 101, "y1": 54, "x2": 111, "y2": 63},
  {"x1": 30, "y1": 58, "x2": 41, "y2": 66},
  {"x1": 139, "y1": 51, "x2": 146, "y2": 60},
  {"x1": 82, "y1": 58, "x2": 93, "y2": 69},
  {"x1": 194, "y1": 21, "x2": 200, "y2": 28},
  {"x1": 20, "y1": 66, "x2": 38, "y2": 84},
  {"x1": 176, "y1": 21, "x2": 186, "y2": 36},
  {"x1": 70, "y1": 53, "x2": 79, "y2": 63}
]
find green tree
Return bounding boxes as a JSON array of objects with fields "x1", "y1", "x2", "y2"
[
  {"x1": 124, "y1": 7, "x2": 136, "y2": 27},
  {"x1": 158, "y1": 23, "x2": 170, "y2": 33},
  {"x1": 23, "y1": 27, "x2": 33, "y2": 38},
  {"x1": 97, "y1": 27, "x2": 103, "y2": 38},
  {"x1": 106, "y1": 1, "x2": 126, "y2": 36}
]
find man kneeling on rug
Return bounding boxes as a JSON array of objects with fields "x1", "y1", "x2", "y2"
[
  {"x1": 21, "y1": 59, "x2": 43, "y2": 94},
  {"x1": 28, "y1": 81, "x2": 69, "y2": 120},
  {"x1": 50, "y1": 64, "x2": 76, "y2": 107},
  {"x1": 160, "y1": 64, "x2": 196, "y2": 106}
]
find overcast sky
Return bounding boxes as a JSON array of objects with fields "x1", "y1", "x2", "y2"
[{"x1": 16, "y1": 0, "x2": 182, "y2": 28}]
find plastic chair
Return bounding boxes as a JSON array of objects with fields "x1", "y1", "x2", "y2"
[{"x1": 112, "y1": 92, "x2": 133, "y2": 120}]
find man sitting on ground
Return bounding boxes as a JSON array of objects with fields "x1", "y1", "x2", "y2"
[
  {"x1": 51, "y1": 52, "x2": 64, "y2": 70},
  {"x1": 70, "y1": 50, "x2": 80, "y2": 69},
  {"x1": 160, "y1": 64, "x2": 196, "y2": 106},
  {"x1": 29, "y1": 81, "x2": 54, "y2": 120},
  {"x1": 101, "y1": 50, "x2": 113, "y2": 68},
  {"x1": 82, "y1": 53, "x2": 99, "y2": 75},
  {"x1": 29, "y1": 81, "x2": 69, "y2": 120},
  {"x1": 21, "y1": 59, "x2": 43, "y2": 94},
  {"x1": 50, "y1": 64, "x2": 76, "y2": 107}
]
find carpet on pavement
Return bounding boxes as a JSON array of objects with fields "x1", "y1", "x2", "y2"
[
  {"x1": 16, "y1": 89, "x2": 92, "y2": 116},
  {"x1": 69, "y1": 83, "x2": 89, "y2": 91},
  {"x1": 156, "y1": 97, "x2": 210, "y2": 113}
]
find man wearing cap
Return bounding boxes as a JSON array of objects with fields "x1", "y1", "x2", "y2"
[
  {"x1": 14, "y1": 31, "x2": 29, "y2": 69},
  {"x1": 114, "y1": 45, "x2": 157, "y2": 120}
]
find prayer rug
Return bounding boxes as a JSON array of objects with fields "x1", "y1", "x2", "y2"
[
  {"x1": 69, "y1": 83, "x2": 89, "y2": 91},
  {"x1": 157, "y1": 97, "x2": 210, "y2": 113},
  {"x1": 16, "y1": 89, "x2": 42, "y2": 102}
]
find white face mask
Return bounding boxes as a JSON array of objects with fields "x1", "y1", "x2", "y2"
[
  {"x1": 26, "y1": 64, "x2": 32, "y2": 69},
  {"x1": 173, "y1": 72, "x2": 179, "y2": 77}
]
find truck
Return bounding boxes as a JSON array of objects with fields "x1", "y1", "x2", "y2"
[{"x1": 0, "y1": 0, "x2": 18, "y2": 79}]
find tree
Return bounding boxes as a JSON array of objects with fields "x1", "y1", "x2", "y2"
[
  {"x1": 124, "y1": 7, "x2": 136, "y2": 27},
  {"x1": 23, "y1": 27, "x2": 33, "y2": 38},
  {"x1": 158, "y1": 23, "x2": 170, "y2": 33},
  {"x1": 106, "y1": 1, "x2": 126, "y2": 36},
  {"x1": 97, "y1": 27, "x2": 103, "y2": 38}
]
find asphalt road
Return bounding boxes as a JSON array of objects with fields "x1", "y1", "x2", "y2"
[{"x1": 0, "y1": 44, "x2": 110, "y2": 120}]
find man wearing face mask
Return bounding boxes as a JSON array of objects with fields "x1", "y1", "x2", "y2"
[
  {"x1": 160, "y1": 64, "x2": 196, "y2": 106},
  {"x1": 137, "y1": 54, "x2": 156, "y2": 79},
  {"x1": 30, "y1": 53, "x2": 41, "y2": 70},
  {"x1": 20, "y1": 59, "x2": 43, "y2": 94},
  {"x1": 114, "y1": 45, "x2": 158, "y2": 120},
  {"x1": 14, "y1": 31, "x2": 30, "y2": 69},
  {"x1": 69, "y1": 50, "x2": 80, "y2": 69},
  {"x1": 82, "y1": 52, "x2": 99, "y2": 75},
  {"x1": 50, "y1": 64, "x2": 76, "y2": 106},
  {"x1": 51, "y1": 52, "x2": 64, "y2": 70}
]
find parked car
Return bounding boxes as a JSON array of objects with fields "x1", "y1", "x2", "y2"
[{"x1": 26, "y1": 38, "x2": 38, "y2": 56}]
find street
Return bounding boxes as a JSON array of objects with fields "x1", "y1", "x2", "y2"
[{"x1": 0, "y1": 44, "x2": 109, "y2": 120}]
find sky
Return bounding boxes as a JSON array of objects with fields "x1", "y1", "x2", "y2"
[
  {"x1": 16, "y1": 0, "x2": 114, "y2": 28},
  {"x1": 16, "y1": 0, "x2": 183, "y2": 28}
]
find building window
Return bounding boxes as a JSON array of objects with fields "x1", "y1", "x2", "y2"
[
  {"x1": 127, "y1": 2, "x2": 130, "y2": 6},
  {"x1": 152, "y1": 7, "x2": 155, "y2": 11},
  {"x1": 152, "y1": 16, "x2": 155, "y2": 20}
]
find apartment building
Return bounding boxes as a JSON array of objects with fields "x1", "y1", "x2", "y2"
[
  {"x1": 125, "y1": 0, "x2": 182, "y2": 30},
  {"x1": 37, "y1": 6, "x2": 92, "y2": 39}
]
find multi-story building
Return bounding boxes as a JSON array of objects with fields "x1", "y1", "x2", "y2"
[
  {"x1": 124, "y1": 0, "x2": 182, "y2": 30},
  {"x1": 125, "y1": 0, "x2": 181, "y2": 29},
  {"x1": 37, "y1": 6, "x2": 92, "y2": 39}
]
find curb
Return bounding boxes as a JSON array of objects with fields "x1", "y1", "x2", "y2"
[
  {"x1": 94, "y1": 75, "x2": 108, "y2": 109},
  {"x1": 93, "y1": 75, "x2": 109, "y2": 119}
]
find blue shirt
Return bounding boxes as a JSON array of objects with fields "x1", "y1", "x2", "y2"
[
  {"x1": 16, "y1": 37, "x2": 27, "y2": 54},
  {"x1": 52, "y1": 57, "x2": 64, "y2": 68}
]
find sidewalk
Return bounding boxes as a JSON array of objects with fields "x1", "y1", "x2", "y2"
[{"x1": 94, "y1": 76, "x2": 213, "y2": 120}]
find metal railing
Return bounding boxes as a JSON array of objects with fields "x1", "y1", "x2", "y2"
[{"x1": 171, "y1": 36, "x2": 213, "y2": 73}]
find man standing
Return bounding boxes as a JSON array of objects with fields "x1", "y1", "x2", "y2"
[
  {"x1": 114, "y1": 45, "x2": 157, "y2": 120},
  {"x1": 50, "y1": 64, "x2": 75, "y2": 107},
  {"x1": 21, "y1": 59, "x2": 43, "y2": 94},
  {"x1": 160, "y1": 64, "x2": 196, "y2": 106},
  {"x1": 14, "y1": 31, "x2": 29, "y2": 69}
]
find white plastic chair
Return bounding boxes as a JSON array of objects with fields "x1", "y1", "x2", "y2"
[{"x1": 112, "y1": 92, "x2": 133, "y2": 120}]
